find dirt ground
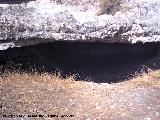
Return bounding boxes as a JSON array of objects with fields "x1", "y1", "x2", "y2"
[{"x1": 0, "y1": 70, "x2": 160, "y2": 120}]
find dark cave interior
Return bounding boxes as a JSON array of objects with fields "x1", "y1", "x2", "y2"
[
  {"x1": 0, "y1": 0, "x2": 35, "y2": 4},
  {"x1": 0, "y1": 41, "x2": 159, "y2": 83}
]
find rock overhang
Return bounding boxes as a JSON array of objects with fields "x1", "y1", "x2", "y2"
[{"x1": 0, "y1": 0, "x2": 160, "y2": 50}]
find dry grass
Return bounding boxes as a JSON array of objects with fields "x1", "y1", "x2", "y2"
[
  {"x1": 51, "y1": 0, "x2": 121, "y2": 15},
  {"x1": 1, "y1": 70, "x2": 160, "y2": 120},
  {"x1": 71, "y1": 0, "x2": 121, "y2": 15},
  {"x1": 96, "y1": 0, "x2": 120, "y2": 15},
  {"x1": 120, "y1": 70, "x2": 160, "y2": 88}
]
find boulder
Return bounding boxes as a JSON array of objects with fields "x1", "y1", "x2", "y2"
[{"x1": 0, "y1": 0, "x2": 160, "y2": 50}]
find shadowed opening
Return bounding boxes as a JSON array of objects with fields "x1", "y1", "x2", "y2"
[
  {"x1": 0, "y1": 41, "x2": 159, "y2": 83},
  {"x1": 0, "y1": 0, "x2": 35, "y2": 4}
]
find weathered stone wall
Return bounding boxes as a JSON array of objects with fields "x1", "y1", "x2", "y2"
[{"x1": 0, "y1": 0, "x2": 160, "y2": 50}]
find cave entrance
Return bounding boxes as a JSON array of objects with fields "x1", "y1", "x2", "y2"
[
  {"x1": 0, "y1": 0, "x2": 35, "y2": 4},
  {"x1": 0, "y1": 41, "x2": 159, "y2": 83}
]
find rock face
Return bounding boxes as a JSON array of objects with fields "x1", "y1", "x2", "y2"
[{"x1": 0, "y1": 0, "x2": 160, "y2": 50}]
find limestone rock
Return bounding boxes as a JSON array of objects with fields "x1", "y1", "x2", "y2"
[{"x1": 0, "y1": 0, "x2": 160, "y2": 50}]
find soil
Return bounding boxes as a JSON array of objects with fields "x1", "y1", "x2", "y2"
[{"x1": 1, "y1": 70, "x2": 160, "y2": 120}]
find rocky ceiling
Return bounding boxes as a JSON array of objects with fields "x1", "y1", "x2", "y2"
[{"x1": 0, "y1": 0, "x2": 160, "y2": 50}]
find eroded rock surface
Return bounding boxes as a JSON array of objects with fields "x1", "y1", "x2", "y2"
[{"x1": 0, "y1": 0, "x2": 160, "y2": 50}]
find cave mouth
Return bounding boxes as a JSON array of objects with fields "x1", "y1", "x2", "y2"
[
  {"x1": 0, "y1": 41, "x2": 159, "y2": 83},
  {"x1": 0, "y1": 0, "x2": 35, "y2": 4}
]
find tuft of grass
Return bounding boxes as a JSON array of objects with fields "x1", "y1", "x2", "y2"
[
  {"x1": 51, "y1": 0, "x2": 121, "y2": 15},
  {"x1": 119, "y1": 70, "x2": 160, "y2": 88},
  {"x1": 96, "y1": 0, "x2": 120, "y2": 15}
]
